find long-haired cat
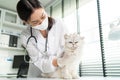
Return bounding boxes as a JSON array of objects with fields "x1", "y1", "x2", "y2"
[{"x1": 41, "y1": 33, "x2": 84, "y2": 79}]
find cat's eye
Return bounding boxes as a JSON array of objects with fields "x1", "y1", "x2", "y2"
[
  {"x1": 75, "y1": 42, "x2": 78, "y2": 44},
  {"x1": 69, "y1": 42, "x2": 72, "y2": 43}
]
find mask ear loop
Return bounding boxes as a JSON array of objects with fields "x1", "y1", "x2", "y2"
[{"x1": 24, "y1": 27, "x2": 39, "y2": 63}]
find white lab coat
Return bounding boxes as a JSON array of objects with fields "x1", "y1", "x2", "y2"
[{"x1": 20, "y1": 18, "x2": 67, "y2": 77}]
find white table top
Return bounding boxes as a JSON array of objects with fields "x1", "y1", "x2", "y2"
[{"x1": 0, "y1": 77, "x2": 120, "y2": 80}]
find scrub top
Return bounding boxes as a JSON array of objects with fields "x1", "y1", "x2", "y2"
[{"x1": 20, "y1": 18, "x2": 68, "y2": 77}]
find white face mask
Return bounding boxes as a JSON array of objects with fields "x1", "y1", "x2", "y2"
[{"x1": 32, "y1": 17, "x2": 48, "y2": 30}]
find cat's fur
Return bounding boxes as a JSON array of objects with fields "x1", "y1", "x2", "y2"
[{"x1": 41, "y1": 33, "x2": 84, "y2": 79}]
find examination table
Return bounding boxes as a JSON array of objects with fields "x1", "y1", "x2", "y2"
[{"x1": 0, "y1": 77, "x2": 120, "y2": 80}]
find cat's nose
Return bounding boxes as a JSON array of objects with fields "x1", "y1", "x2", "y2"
[
  {"x1": 73, "y1": 44, "x2": 75, "y2": 47},
  {"x1": 73, "y1": 43, "x2": 75, "y2": 45}
]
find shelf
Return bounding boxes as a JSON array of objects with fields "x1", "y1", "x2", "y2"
[
  {"x1": 3, "y1": 21, "x2": 27, "y2": 30},
  {"x1": 0, "y1": 8, "x2": 26, "y2": 52},
  {"x1": 0, "y1": 46, "x2": 24, "y2": 51},
  {"x1": 1, "y1": 29, "x2": 21, "y2": 37},
  {"x1": 0, "y1": 74, "x2": 17, "y2": 78}
]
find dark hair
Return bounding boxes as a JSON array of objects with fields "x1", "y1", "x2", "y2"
[
  {"x1": 17, "y1": 0, "x2": 43, "y2": 21},
  {"x1": 17, "y1": 0, "x2": 55, "y2": 30},
  {"x1": 48, "y1": 17, "x2": 55, "y2": 30}
]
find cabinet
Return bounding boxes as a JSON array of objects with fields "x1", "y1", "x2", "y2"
[
  {"x1": 2, "y1": 9, "x2": 27, "y2": 36},
  {"x1": 0, "y1": 8, "x2": 26, "y2": 50}
]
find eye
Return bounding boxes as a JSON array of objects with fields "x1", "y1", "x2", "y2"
[
  {"x1": 69, "y1": 41, "x2": 72, "y2": 43},
  {"x1": 75, "y1": 42, "x2": 78, "y2": 44},
  {"x1": 41, "y1": 13, "x2": 46, "y2": 20},
  {"x1": 33, "y1": 22, "x2": 38, "y2": 25},
  {"x1": 31, "y1": 21, "x2": 39, "y2": 26},
  {"x1": 41, "y1": 15, "x2": 45, "y2": 20}
]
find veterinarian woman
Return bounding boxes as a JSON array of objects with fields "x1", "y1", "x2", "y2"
[{"x1": 16, "y1": 0, "x2": 68, "y2": 77}]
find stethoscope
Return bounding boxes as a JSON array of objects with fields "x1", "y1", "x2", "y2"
[{"x1": 24, "y1": 27, "x2": 49, "y2": 63}]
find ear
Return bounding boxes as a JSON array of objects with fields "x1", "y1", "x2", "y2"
[
  {"x1": 22, "y1": 20, "x2": 28, "y2": 25},
  {"x1": 64, "y1": 34, "x2": 69, "y2": 39}
]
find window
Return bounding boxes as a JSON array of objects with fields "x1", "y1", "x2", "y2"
[
  {"x1": 51, "y1": 1, "x2": 62, "y2": 18},
  {"x1": 63, "y1": 12, "x2": 77, "y2": 33},
  {"x1": 45, "y1": 7, "x2": 50, "y2": 17},
  {"x1": 47, "y1": 0, "x2": 120, "y2": 76},
  {"x1": 100, "y1": 0, "x2": 120, "y2": 76},
  {"x1": 78, "y1": 0, "x2": 103, "y2": 76},
  {"x1": 64, "y1": 0, "x2": 76, "y2": 16},
  {"x1": 51, "y1": 0, "x2": 77, "y2": 33},
  {"x1": 63, "y1": 0, "x2": 77, "y2": 33}
]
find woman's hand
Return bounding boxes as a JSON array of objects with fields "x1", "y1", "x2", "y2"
[{"x1": 52, "y1": 58, "x2": 58, "y2": 67}]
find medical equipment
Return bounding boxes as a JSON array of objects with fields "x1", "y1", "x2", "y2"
[{"x1": 24, "y1": 27, "x2": 49, "y2": 63}]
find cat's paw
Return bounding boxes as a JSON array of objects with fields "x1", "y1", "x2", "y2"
[
  {"x1": 41, "y1": 73, "x2": 48, "y2": 77},
  {"x1": 72, "y1": 75, "x2": 80, "y2": 79},
  {"x1": 63, "y1": 75, "x2": 72, "y2": 79},
  {"x1": 41, "y1": 73, "x2": 50, "y2": 78}
]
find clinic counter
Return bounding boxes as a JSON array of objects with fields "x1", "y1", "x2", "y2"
[{"x1": 0, "y1": 77, "x2": 120, "y2": 80}]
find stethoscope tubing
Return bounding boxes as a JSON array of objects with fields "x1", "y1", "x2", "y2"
[{"x1": 24, "y1": 27, "x2": 49, "y2": 63}]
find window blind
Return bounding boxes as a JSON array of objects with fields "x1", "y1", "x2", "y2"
[
  {"x1": 104, "y1": 40, "x2": 120, "y2": 76},
  {"x1": 79, "y1": 0, "x2": 103, "y2": 76},
  {"x1": 100, "y1": 0, "x2": 120, "y2": 76}
]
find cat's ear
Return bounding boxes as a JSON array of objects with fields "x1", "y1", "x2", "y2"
[{"x1": 64, "y1": 34, "x2": 69, "y2": 39}]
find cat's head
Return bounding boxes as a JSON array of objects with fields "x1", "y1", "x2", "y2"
[{"x1": 64, "y1": 33, "x2": 84, "y2": 50}]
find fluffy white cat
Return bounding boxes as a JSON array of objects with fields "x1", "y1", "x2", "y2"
[{"x1": 41, "y1": 33, "x2": 84, "y2": 79}]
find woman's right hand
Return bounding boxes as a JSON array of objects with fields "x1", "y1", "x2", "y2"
[{"x1": 52, "y1": 58, "x2": 59, "y2": 67}]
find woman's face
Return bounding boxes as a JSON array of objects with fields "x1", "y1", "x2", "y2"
[{"x1": 27, "y1": 8, "x2": 47, "y2": 27}]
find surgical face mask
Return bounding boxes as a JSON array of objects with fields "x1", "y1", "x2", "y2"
[{"x1": 32, "y1": 17, "x2": 48, "y2": 30}]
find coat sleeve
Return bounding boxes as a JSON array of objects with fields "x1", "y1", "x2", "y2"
[{"x1": 20, "y1": 31, "x2": 57, "y2": 73}]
